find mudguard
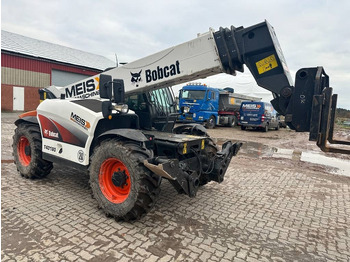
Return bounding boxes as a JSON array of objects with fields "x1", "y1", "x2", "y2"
[
  {"x1": 173, "y1": 123, "x2": 208, "y2": 136},
  {"x1": 97, "y1": 129, "x2": 150, "y2": 143},
  {"x1": 14, "y1": 111, "x2": 38, "y2": 126}
]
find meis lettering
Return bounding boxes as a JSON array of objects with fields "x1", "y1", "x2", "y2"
[
  {"x1": 70, "y1": 112, "x2": 90, "y2": 130},
  {"x1": 65, "y1": 79, "x2": 96, "y2": 98},
  {"x1": 70, "y1": 112, "x2": 85, "y2": 126}
]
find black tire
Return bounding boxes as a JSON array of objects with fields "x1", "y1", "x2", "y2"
[
  {"x1": 199, "y1": 139, "x2": 218, "y2": 186},
  {"x1": 241, "y1": 125, "x2": 246, "y2": 131},
  {"x1": 225, "y1": 116, "x2": 232, "y2": 127},
  {"x1": 205, "y1": 116, "x2": 216, "y2": 129},
  {"x1": 232, "y1": 115, "x2": 238, "y2": 127},
  {"x1": 89, "y1": 139, "x2": 161, "y2": 221},
  {"x1": 12, "y1": 123, "x2": 53, "y2": 179},
  {"x1": 275, "y1": 124, "x2": 280, "y2": 131},
  {"x1": 263, "y1": 124, "x2": 269, "y2": 132},
  {"x1": 226, "y1": 115, "x2": 237, "y2": 127}
]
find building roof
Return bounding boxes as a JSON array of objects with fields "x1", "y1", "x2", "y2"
[{"x1": 1, "y1": 30, "x2": 115, "y2": 71}]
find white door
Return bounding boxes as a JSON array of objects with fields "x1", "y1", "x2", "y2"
[{"x1": 13, "y1": 86, "x2": 24, "y2": 111}]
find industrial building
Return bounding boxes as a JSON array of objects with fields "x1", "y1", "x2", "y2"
[{"x1": 1, "y1": 30, "x2": 115, "y2": 111}]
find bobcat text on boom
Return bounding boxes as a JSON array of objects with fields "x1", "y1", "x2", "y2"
[{"x1": 145, "y1": 60, "x2": 180, "y2": 83}]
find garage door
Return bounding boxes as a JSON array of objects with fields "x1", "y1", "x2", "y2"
[{"x1": 51, "y1": 70, "x2": 90, "y2": 86}]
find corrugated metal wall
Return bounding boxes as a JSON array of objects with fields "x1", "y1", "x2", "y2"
[
  {"x1": 1, "y1": 53, "x2": 101, "y2": 76},
  {"x1": 2, "y1": 67, "x2": 50, "y2": 87}
]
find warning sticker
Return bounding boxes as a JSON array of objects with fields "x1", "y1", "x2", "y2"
[{"x1": 256, "y1": 54, "x2": 278, "y2": 74}]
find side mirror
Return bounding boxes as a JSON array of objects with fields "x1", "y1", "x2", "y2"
[
  {"x1": 113, "y1": 79, "x2": 125, "y2": 103},
  {"x1": 207, "y1": 91, "x2": 211, "y2": 100},
  {"x1": 99, "y1": 74, "x2": 112, "y2": 99}
]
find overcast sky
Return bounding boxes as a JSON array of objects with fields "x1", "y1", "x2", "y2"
[{"x1": 2, "y1": 0, "x2": 350, "y2": 109}]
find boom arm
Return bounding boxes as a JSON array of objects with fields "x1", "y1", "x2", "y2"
[
  {"x1": 45, "y1": 20, "x2": 348, "y2": 153},
  {"x1": 49, "y1": 21, "x2": 294, "y2": 100}
]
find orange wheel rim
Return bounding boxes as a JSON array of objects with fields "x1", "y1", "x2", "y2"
[
  {"x1": 17, "y1": 136, "x2": 31, "y2": 166},
  {"x1": 99, "y1": 158, "x2": 131, "y2": 204}
]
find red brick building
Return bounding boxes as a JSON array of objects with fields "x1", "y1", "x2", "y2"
[{"x1": 1, "y1": 30, "x2": 115, "y2": 111}]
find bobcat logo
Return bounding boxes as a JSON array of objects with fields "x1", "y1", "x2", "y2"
[{"x1": 130, "y1": 70, "x2": 142, "y2": 87}]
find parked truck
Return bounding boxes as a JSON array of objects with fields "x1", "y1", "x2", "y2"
[
  {"x1": 178, "y1": 83, "x2": 261, "y2": 128},
  {"x1": 12, "y1": 20, "x2": 349, "y2": 221}
]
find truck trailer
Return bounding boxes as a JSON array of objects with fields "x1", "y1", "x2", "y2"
[{"x1": 178, "y1": 83, "x2": 261, "y2": 128}]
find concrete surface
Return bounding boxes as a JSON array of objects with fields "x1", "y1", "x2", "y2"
[{"x1": 2, "y1": 113, "x2": 350, "y2": 261}]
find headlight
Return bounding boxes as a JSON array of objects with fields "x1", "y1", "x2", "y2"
[
  {"x1": 181, "y1": 106, "x2": 190, "y2": 114},
  {"x1": 114, "y1": 104, "x2": 129, "y2": 113},
  {"x1": 193, "y1": 113, "x2": 196, "y2": 118},
  {"x1": 240, "y1": 116, "x2": 244, "y2": 120}
]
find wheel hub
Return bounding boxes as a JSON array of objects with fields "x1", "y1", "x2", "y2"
[
  {"x1": 99, "y1": 158, "x2": 131, "y2": 204},
  {"x1": 111, "y1": 170, "x2": 128, "y2": 188},
  {"x1": 18, "y1": 136, "x2": 31, "y2": 166},
  {"x1": 24, "y1": 145, "x2": 31, "y2": 156}
]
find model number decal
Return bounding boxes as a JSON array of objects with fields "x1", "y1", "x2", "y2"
[{"x1": 44, "y1": 145, "x2": 56, "y2": 152}]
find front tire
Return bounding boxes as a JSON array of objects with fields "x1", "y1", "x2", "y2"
[
  {"x1": 199, "y1": 140, "x2": 218, "y2": 186},
  {"x1": 12, "y1": 123, "x2": 53, "y2": 179},
  {"x1": 89, "y1": 139, "x2": 161, "y2": 221},
  {"x1": 205, "y1": 116, "x2": 216, "y2": 129}
]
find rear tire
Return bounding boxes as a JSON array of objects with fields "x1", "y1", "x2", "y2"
[
  {"x1": 232, "y1": 115, "x2": 238, "y2": 127},
  {"x1": 12, "y1": 123, "x2": 53, "y2": 179},
  {"x1": 241, "y1": 125, "x2": 246, "y2": 130},
  {"x1": 225, "y1": 116, "x2": 232, "y2": 127},
  {"x1": 89, "y1": 139, "x2": 161, "y2": 221},
  {"x1": 226, "y1": 115, "x2": 237, "y2": 127},
  {"x1": 263, "y1": 124, "x2": 269, "y2": 132}
]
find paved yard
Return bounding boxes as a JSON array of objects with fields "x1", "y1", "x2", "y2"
[{"x1": 2, "y1": 113, "x2": 350, "y2": 261}]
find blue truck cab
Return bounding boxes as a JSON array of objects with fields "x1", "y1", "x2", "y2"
[
  {"x1": 239, "y1": 101, "x2": 280, "y2": 132},
  {"x1": 178, "y1": 84, "x2": 220, "y2": 128}
]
